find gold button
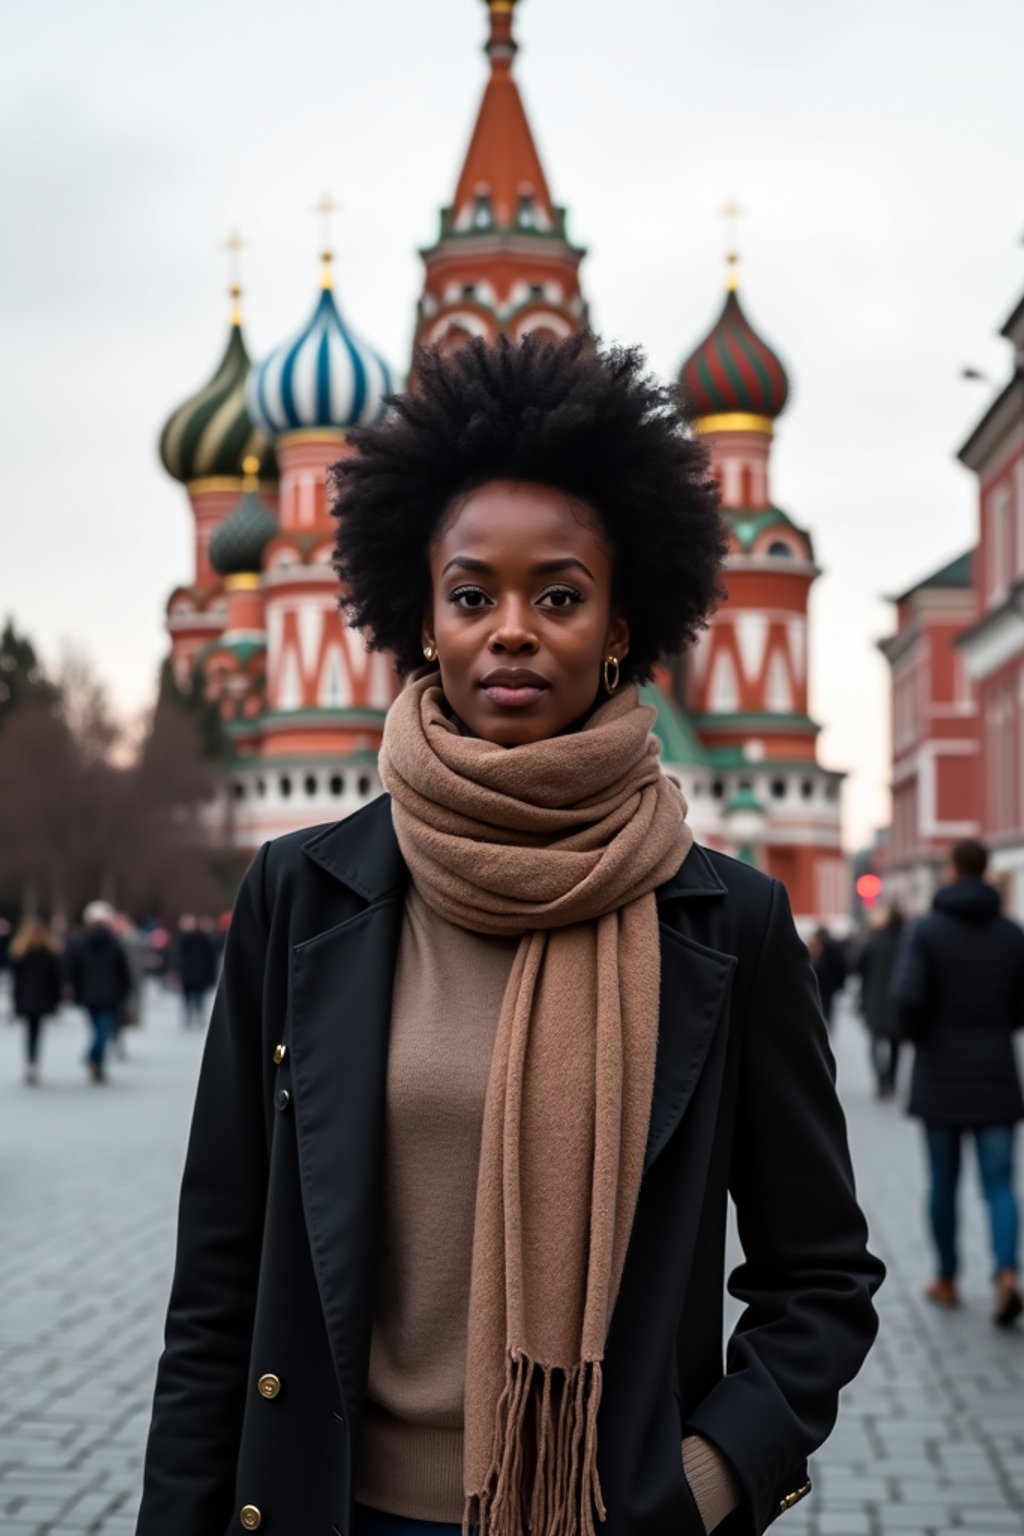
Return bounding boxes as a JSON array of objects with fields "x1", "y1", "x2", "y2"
[
  {"x1": 257, "y1": 1373, "x2": 281, "y2": 1399},
  {"x1": 240, "y1": 1506, "x2": 262, "y2": 1531},
  {"x1": 273, "y1": 1043, "x2": 287, "y2": 1065}
]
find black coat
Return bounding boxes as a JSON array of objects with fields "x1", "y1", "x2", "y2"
[
  {"x1": 66, "y1": 926, "x2": 132, "y2": 1012},
  {"x1": 11, "y1": 946, "x2": 62, "y2": 1018},
  {"x1": 175, "y1": 928, "x2": 219, "y2": 993},
  {"x1": 855, "y1": 927, "x2": 901, "y2": 1040},
  {"x1": 892, "y1": 879, "x2": 1024, "y2": 1126},
  {"x1": 137, "y1": 796, "x2": 883, "y2": 1536}
]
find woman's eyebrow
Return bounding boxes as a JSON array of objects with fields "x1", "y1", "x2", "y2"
[{"x1": 440, "y1": 555, "x2": 595, "y2": 580}]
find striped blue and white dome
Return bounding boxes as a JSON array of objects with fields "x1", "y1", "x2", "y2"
[{"x1": 247, "y1": 285, "x2": 395, "y2": 435}]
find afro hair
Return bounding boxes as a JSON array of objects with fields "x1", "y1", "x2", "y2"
[{"x1": 330, "y1": 332, "x2": 727, "y2": 684}]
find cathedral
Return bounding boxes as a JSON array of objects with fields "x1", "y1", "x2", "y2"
[{"x1": 157, "y1": 0, "x2": 845, "y2": 927}]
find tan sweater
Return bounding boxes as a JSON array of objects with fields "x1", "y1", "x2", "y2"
[{"x1": 355, "y1": 884, "x2": 742, "y2": 1533}]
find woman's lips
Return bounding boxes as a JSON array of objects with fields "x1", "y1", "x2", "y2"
[{"x1": 482, "y1": 684, "x2": 548, "y2": 708}]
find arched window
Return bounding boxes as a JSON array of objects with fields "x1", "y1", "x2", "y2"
[
  {"x1": 304, "y1": 774, "x2": 317, "y2": 797},
  {"x1": 766, "y1": 539, "x2": 794, "y2": 559},
  {"x1": 329, "y1": 774, "x2": 344, "y2": 796},
  {"x1": 740, "y1": 465, "x2": 754, "y2": 506},
  {"x1": 471, "y1": 191, "x2": 492, "y2": 228},
  {"x1": 358, "y1": 774, "x2": 372, "y2": 797},
  {"x1": 280, "y1": 775, "x2": 292, "y2": 799}
]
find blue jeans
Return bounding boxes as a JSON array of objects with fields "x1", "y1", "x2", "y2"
[
  {"x1": 87, "y1": 1007, "x2": 116, "y2": 1068},
  {"x1": 353, "y1": 1507, "x2": 460, "y2": 1536},
  {"x1": 924, "y1": 1124, "x2": 1020, "y2": 1278}
]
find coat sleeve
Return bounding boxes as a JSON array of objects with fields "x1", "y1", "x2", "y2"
[
  {"x1": 135, "y1": 844, "x2": 271, "y2": 1536},
  {"x1": 684, "y1": 878, "x2": 884, "y2": 1534}
]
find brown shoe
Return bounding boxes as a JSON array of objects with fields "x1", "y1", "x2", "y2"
[
  {"x1": 924, "y1": 1277, "x2": 959, "y2": 1308},
  {"x1": 994, "y1": 1271, "x2": 1023, "y2": 1329}
]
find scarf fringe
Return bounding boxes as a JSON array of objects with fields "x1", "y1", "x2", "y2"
[{"x1": 464, "y1": 1353, "x2": 607, "y2": 1536}]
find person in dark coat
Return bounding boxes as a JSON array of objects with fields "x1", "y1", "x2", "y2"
[
  {"x1": 807, "y1": 926, "x2": 848, "y2": 1030},
  {"x1": 66, "y1": 900, "x2": 132, "y2": 1083},
  {"x1": 137, "y1": 336, "x2": 883, "y2": 1536},
  {"x1": 855, "y1": 906, "x2": 904, "y2": 1097},
  {"x1": 9, "y1": 917, "x2": 62, "y2": 1084},
  {"x1": 172, "y1": 914, "x2": 218, "y2": 1027},
  {"x1": 892, "y1": 839, "x2": 1024, "y2": 1327}
]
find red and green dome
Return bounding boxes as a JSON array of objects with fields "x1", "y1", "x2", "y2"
[{"x1": 678, "y1": 288, "x2": 789, "y2": 423}]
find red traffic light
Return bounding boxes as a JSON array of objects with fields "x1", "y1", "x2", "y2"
[{"x1": 855, "y1": 873, "x2": 883, "y2": 907}]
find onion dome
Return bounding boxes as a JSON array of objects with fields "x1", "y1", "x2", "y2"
[
  {"x1": 209, "y1": 458, "x2": 278, "y2": 577},
  {"x1": 679, "y1": 282, "x2": 789, "y2": 426},
  {"x1": 160, "y1": 319, "x2": 276, "y2": 484},
  {"x1": 247, "y1": 256, "x2": 395, "y2": 435}
]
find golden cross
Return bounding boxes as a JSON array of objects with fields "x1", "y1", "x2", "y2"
[
  {"x1": 311, "y1": 192, "x2": 342, "y2": 255},
  {"x1": 719, "y1": 199, "x2": 745, "y2": 290},
  {"x1": 223, "y1": 229, "x2": 245, "y2": 320}
]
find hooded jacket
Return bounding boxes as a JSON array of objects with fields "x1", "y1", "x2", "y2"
[{"x1": 892, "y1": 878, "x2": 1024, "y2": 1125}]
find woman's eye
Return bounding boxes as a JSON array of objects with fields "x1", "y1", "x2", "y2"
[
  {"x1": 540, "y1": 586, "x2": 583, "y2": 609},
  {"x1": 448, "y1": 586, "x2": 491, "y2": 609}
]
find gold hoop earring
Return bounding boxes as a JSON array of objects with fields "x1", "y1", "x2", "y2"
[
  {"x1": 423, "y1": 644, "x2": 437, "y2": 663},
  {"x1": 603, "y1": 655, "x2": 620, "y2": 695}
]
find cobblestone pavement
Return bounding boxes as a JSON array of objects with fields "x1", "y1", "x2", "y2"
[{"x1": 1, "y1": 979, "x2": 1022, "y2": 1536}]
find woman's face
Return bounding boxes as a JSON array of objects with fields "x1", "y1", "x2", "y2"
[{"x1": 424, "y1": 480, "x2": 629, "y2": 747}]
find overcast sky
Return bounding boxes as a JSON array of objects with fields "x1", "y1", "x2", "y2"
[{"x1": 4, "y1": 0, "x2": 1023, "y2": 848}]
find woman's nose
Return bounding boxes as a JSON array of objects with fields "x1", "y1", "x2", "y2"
[{"x1": 489, "y1": 600, "x2": 538, "y2": 653}]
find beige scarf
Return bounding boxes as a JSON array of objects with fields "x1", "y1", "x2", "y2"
[{"x1": 378, "y1": 673, "x2": 693, "y2": 1536}]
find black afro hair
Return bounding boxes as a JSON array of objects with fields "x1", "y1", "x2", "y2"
[{"x1": 330, "y1": 332, "x2": 727, "y2": 684}]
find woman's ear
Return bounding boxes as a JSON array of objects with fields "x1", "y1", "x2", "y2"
[{"x1": 606, "y1": 609, "x2": 630, "y2": 660}]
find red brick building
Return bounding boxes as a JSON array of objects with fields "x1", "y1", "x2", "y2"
[
  {"x1": 881, "y1": 278, "x2": 1024, "y2": 916},
  {"x1": 878, "y1": 552, "x2": 978, "y2": 910}
]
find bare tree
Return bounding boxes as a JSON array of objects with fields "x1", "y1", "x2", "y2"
[{"x1": 0, "y1": 650, "x2": 227, "y2": 922}]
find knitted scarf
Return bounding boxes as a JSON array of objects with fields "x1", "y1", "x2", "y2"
[{"x1": 378, "y1": 672, "x2": 693, "y2": 1536}]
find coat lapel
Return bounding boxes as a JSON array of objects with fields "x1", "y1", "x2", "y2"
[
  {"x1": 644, "y1": 844, "x2": 736, "y2": 1171},
  {"x1": 288, "y1": 803, "x2": 406, "y2": 1418}
]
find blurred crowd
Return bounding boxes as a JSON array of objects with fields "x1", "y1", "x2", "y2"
[{"x1": 0, "y1": 902, "x2": 226, "y2": 1084}]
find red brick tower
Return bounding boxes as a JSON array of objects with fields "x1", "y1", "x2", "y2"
[
  {"x1": 677, "y1": 249, "x2": 846, "y2": 921},
  {"x1": 415, "y1": 0, "x2": 587, "y2": 350}
]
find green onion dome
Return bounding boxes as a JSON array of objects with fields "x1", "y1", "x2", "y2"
[
  {"x1": 160, "y1": 320, "x2": 277, "y2": 485},
  {"x1": 678, "y1": 286, "x2": 790, "y2": 423},
  {"x1": 208, "y1": 465, "x2": 278, "y2": 577}
]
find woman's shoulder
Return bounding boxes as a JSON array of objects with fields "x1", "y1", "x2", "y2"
[
  {"x1": 254, "y1": 794, "x2": 402, "y2": 915},
  {"x1": 668, "y1": 840, "x2": 777, "y2": 908}
]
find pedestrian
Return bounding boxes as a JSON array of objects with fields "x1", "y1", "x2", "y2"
[
  {"x1": 66, "y1": 899, "x2": 132, "y2": 1083},
  {"x1": 855, "y1": 906, "x2": 904, "y2": 1098},
  {"x1": 172, "y1": 913, "x2": 218, "y2": 1027},
  {"x1": 8, "y1": 916, "x2": 62, "y2": 1084},
  {"x1": 0, "y1": 915, "x2": 12, "y2": 1022},
  {"x1": 807, "y1": 925, "x2": 848, "y2": 1031},
  {"x1": 137, "y1": 335, "x2": 883, "y2": 1536},
  {"x1": 892, "y1": 838, "x2": 1024, "y2": 1327}
]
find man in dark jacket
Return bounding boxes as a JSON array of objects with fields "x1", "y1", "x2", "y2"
[
  {"x1": 892, "y1": 839, "x2": 1024, "y2": 1326},
  {"x1": 66, "y1": 900, "x2": 132, "y2": 1083},
  {"x1": 172, "y1": 914, "x2": 218, "y2": 1028}
]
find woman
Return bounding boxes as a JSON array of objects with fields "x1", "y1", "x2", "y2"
[
  {"x1": 855, "y1": 906, "x2": 904, "y2": 1098},
  {"x1": 137, "y1": 336, "x2": 883, "y2": 1536},
  {"x1": 9, "y1": 916, "x2": 62, "y2": 1084}
]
